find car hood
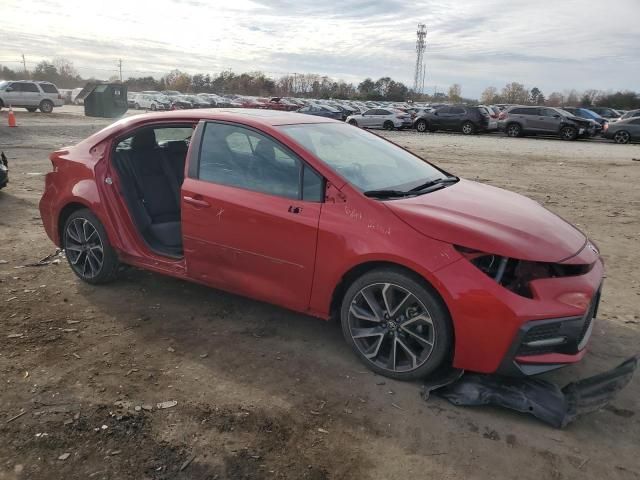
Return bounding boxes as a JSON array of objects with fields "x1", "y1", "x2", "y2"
[{"x1": 385, "y1": 179, "x2": 586, "y2": 263}]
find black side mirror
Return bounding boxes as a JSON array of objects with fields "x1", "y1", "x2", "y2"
[{"x1": 553, "y1": 114, "x2": 561, "y2": 118}]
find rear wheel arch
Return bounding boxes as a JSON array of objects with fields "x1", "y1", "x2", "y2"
[{"x1": 57, "y1": 202, "x2": 100, "y2": 245}]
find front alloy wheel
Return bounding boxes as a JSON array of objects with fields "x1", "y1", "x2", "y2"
[
  {"x1": 614, "y1": 130, "x2": 630, "y2": 144},
  {"x1": 341, "y1": 269, "x2": 451, "y2": 380},
  {"x1": 416, "y1": 119, "x2": 428, "y2": 132}
]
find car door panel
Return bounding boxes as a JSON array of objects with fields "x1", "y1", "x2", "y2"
[{"x1": 181, "y1": 122, "x2": 322, "y2": 312}]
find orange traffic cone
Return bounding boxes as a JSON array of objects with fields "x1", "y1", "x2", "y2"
[{"x1": 8, "y1": 106, "x2": 17, "y2": 127}]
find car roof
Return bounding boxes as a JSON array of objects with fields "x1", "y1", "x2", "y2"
[{"x1": 80, "y1": 109, "x2": 340, "y2": 149}]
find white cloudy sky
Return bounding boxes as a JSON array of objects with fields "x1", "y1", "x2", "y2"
[{"x1": 1, "y1": 0, "x2": 639, "y2": 97}]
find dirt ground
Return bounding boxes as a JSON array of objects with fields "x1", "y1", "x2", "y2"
[{"x1": 0, "y1": 107, "x2": 639, "y2": 480}]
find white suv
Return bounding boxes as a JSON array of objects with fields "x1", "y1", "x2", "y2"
[
  {"x1": 132, "y1": 93, "x2": 171, "y2": 111},
  {"x1": 0, "y1": 80, "x2": 64, "y2": 113}
]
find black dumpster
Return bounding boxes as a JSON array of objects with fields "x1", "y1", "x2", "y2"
[{"x1": 78, "y1": 83, "x2": 128, "y2": 118}]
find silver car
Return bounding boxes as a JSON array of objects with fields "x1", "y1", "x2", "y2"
[
  {"x1": 603, "y1": 117, "x2": 640, "y2": 144},
  {"x1": 346, "y1": 108, "x2": 412, "y2": 130},
  {"x1": 0, "y1": 80, "x2": 64, "y2": 113}
]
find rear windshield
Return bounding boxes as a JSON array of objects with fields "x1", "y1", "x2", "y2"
[{"x1": 40, "y1": 83, "x2": 59, "y2": 94}]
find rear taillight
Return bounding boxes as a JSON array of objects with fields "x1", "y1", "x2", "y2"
[
  {"x1": 498, "y1": 112, "x2": 507, "y2": 120},
  {"x1": 58, "y1": 94, "x2": 63, "y2": 99}
]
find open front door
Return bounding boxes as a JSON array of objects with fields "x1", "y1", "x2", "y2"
[{"x1": 181, "y1": 121, "x2": 323, "y2": 312}]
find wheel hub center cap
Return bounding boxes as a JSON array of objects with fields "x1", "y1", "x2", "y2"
[{"x1": 387, "y1": 320, "x2": 398, "y2": 331}]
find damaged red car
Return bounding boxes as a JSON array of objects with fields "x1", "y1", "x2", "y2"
[{"x1": 39, "y1": 110, "x2": 604, "y2": 380}]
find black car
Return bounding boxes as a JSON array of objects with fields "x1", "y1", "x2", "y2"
[
  {"x1": 414, "y1": 105, "x2": 492, "y2": 135},
  {"x1": 0, "y1": 152, "x2": 8, "y2": 190}
]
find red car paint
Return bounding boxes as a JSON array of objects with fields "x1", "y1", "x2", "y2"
[{"x1": 39, "y1": 110, "x2": 604, "y2": 375}]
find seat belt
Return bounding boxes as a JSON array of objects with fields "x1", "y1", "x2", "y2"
[{"x1": 158, "y1": 150, "x2": 182, "y2": 210}]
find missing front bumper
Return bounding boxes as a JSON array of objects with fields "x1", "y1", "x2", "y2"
[{"x1": 423, "y1": 356, "x2": 637, "y2": 428}]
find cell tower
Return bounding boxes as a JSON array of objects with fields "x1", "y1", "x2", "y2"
[{"x1": 413, "y1": 24, "x2": 427, "y2": 95}]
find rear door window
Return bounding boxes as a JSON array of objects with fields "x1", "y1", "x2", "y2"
[
  {"x1": 450, "y1": 107, "x2": 465, "y2": 115},
  {"x1": 40, "y1": 83, "x2": 59, "y2": 93}
]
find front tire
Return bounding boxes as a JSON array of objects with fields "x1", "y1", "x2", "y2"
[
  {"x1": 613, "y1": 130, "x2": 631, "y2": 144},
  {"x1": 348, "y1": 119, "x2": 358, "y2": 127},
  {"x1": 415, "y1": 119, "x2": 428, "y2": 133},
  {"x1": 39, "y1": 100, "x2": 54, "y2": 113},
  {"x1": 560, "y1": 125, "x2": 578, "y2": 141},
  {"x1": 340, "y1": 268, "x2": 452, "y2": 381},
  {"x1": 506, "y1": 123, "x2": 522, "y2": 137},
  {"x1": 383, "y1": 120, "x2": 395, "y2": 131},
  {"x1": 63, "y1": 209, "x2": 119, "y2": 284},
  {"x1": 151, "y1": 103, "x2": 157, "y2": 111}
]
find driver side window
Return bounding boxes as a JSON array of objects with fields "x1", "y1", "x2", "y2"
[{"x1": 199, "y1": 123, "x2": 323, "y2": 201}]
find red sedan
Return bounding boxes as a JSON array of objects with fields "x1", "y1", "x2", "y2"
[{"x1": 39, "y1": 110, "x2": 604, "y2": 380}]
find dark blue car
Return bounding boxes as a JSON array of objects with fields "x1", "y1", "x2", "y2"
[{"x1": 297, "y1": 104, "x2": 343, "y2": 120}]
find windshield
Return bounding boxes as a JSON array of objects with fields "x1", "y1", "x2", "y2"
[{"x1": 279, "y1": 123, "x2": 447, "y2": 192}]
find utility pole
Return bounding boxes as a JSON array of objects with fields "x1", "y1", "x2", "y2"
[
  {"x1": 21, "y1": 54, "x2": 27, "y2": 75},
  {"x1": 118, "y1": 59, "x2": 123, "y2": 82}
]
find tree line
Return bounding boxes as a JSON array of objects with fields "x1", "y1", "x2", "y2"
[{"x1": 1, "y1": 58, "x2": 638, "y2": 109}]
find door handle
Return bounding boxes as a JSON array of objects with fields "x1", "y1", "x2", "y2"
[
  {"x1": 288, "y1": 205, "x2": 302, "y2": 214},
  {"x1": 183, "y1": 196, "x2": 211, "y2": 208}
]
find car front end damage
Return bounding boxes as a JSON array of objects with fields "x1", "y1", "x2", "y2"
[{"x1": 433, "y1": 240, "x2": 604, "y2": 377}]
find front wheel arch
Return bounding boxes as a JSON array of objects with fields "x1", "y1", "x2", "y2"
[{"x1": 330, "y1": 261, "x2": 452, "y2": 326}]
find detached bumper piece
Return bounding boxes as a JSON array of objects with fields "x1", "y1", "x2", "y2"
[{"x1": 423, "y1": 356, "x2": 637, "y2": 428}]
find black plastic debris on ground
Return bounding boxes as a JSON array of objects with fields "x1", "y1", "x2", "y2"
[{"x1": 422, "y1": 356, "x2": 637, "y2": 428}]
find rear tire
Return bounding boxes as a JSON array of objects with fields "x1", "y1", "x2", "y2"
[
  {"x1": 39, "y1": 100, "x2": 54, "y2": 113},
  {"x1": 134, "y1": 103, "x2": 140, "y2": 110},
  {"x1": 383, "y1": 120, "x2": 395, "y2": 130},
  {"x1": 613, "y1": 130, "x2": 631, "y2": 144},
  {"x1": 151, "y1": 103, "x2": 157, "y2": 111},
  {"x1": 340, "y1": 268, "x2": 452, "y2": 381},
  {"x1": 560, "y1": 125, "x2": 578, "y2": 141},
  {"x1": 63, "y1": 209, "x2": 119, "y2": 285},
  {"x1": 461, "y1": 121, "x2": 476, "y2": 135},
  {"x1": 415, "y1": 119, "x2": 428, "y2": 133}
]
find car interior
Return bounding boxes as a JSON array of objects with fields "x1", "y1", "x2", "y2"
[{"x1": 113, "y1": 125, "x2": 193, "y2": 257}]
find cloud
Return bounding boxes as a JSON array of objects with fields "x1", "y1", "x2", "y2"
[{"x1": 1, "y1": 0, "x2": 639, "y2": 97}]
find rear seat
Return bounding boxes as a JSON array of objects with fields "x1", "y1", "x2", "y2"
[{"x1": 118, "y1": 130, "x2": 183, "y2": 248}]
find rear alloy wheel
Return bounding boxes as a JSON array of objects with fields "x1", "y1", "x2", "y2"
[
  {"x1": 383, "y1": 120, "x2": 395, "y2": 130},
  {"x1": 613, "y1": 130, "x2": 631, "y2": 144},
  {"x1": 341, "y1": 269, "x2": 451, "y2": 380},
  {"x1": 348, "y1": 119, "x2": 358, "y2": 127},
  {"x1": 63, "y1": 209, "x2": 119, "y2": 284},
  {"x1": 39, "y1": 100, "x2": 54, "y2": 113},
  {"x1": 506, "y1": 123, "x2": 522, "y2": 137},
  {"x1": 461, "y1": 121, "x2": 476, "y2": 135},
  {"x1": 415, "y1": 119, "x2": 428, "y2": 133},
  {"x1": 560, "y1": 126, "x2": 578, "y2": 141}
]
